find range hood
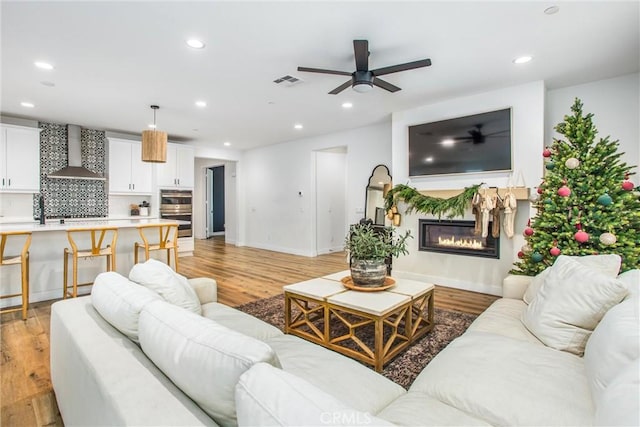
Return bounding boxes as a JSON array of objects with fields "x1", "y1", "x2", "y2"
[{"x1": 48, "y1": 125, "x2": 105, "y2": 180}]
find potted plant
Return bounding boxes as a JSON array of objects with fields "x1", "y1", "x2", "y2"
[{"x1": 344, "y1": 224, "x2": 412, "y2": 287}]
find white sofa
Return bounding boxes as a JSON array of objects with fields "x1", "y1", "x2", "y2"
[{"x1": 50, "y1": 258, "x2": 639, "y2": 426}]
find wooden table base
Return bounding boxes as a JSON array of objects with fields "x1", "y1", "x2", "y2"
[{"x1": 285, "y1": 288, "x2": 434, "y2": 372}]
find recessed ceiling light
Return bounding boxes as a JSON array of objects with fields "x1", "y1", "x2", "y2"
[
  {"x1": 441, "y1": 139, "x2": 455, "y2": 147},
  {"x1": 342, "y1": 102, "x2": 353, "y2": 109},
  {"x1": 40, "y1": 81, "x2": 55, "y2": 87},
  {"x1": 544, "y1": 5, "x2": 559, "y2": 15},
  {"x1": 425, "y1": 156, "x2": 434, "y2": 163},
  {"x1": 186, "y1": 39, "x2": 205, "y2": 49},
  {"x1": 195, "y1": 100, "x2": 207, "y2": 108},
  {"x1": 294, "y1": 124, "x2": 303, "y2": 130},
  {"x1": 224, "y1": 142, "x2": 231, "y2": 147},
  {"x1": 513, "y1": 55, "x2": 533, "y2": 64},
  {"x1": 148, "y1": 124, "x2": 156, "y2": 129},
  {"x1": 34, "y1": 61, "x2": 54, "y2": 70},
  {"x1": 21, "y1": 101, "x2": 35, "y2": 108}
]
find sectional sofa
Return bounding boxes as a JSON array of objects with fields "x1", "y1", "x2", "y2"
[{"x1": 50, "y1": 257, "x2": 639, "y2": 426}]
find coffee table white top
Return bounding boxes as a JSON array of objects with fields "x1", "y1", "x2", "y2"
[
  {"x1": 283, "y1": 278, "x2": 346, "y2": 299},
  {"x1": 389, "y1": 279, "x2": 435, "y2": 298},
  {"x1": 327, "y1": 291, "x2": 410, "y2": 316},
  {"x1": 322, "y1": 270, "x2": 351, "y2": 282}
]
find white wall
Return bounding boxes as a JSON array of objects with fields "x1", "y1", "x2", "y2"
[
  {"x1": 391, "y1": 81, "x2": 546, "y2": 295},
  {"x1": 546, "y1": 73, "x2": 639, "y2": 173},
  {"x1": 241, "y1": 121, "x2": 391, "y2": 256}
]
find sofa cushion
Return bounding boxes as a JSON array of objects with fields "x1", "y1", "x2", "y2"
[
  {"x1": 466, "y1": 298, "x2": 542, "y2": 345},
  {"x1": 377, "y1": 391, "x2": 492, "y2": 426},
  {"x1": 266, "y1": 334, "x2": 406, "y2": 415},
  {"x1": 139, "y1": 300, "x2": 281, "y2": 427},
  {"x1": 522, "y1": 255, "x2": 627, "y2": 356},
  {"x1": 129, "y1": 259, "x2": 201, "y2": 315},
  {"x1": 202, "y1": 302, "x2": 283, "y2": 341},
  {"x1": 235, "y1": 363, "x2": 392, "y2": 426},
  {"x1": 618, "y1": 269, "x2": 640, "y2": 298},
  {"x1": 410, "y1": 331, "x2": 593, "y2": 426},
  {"x1": 584, "y1": 294, "x2": 639, "y2": 404},
  {"x1": 91, "y1": 271, "x2": 162, "y2": 343},
  {"x1": 523, "y1": 254, "x2": 622, "y2": 304},
  {"x1": 594, "y1": 359, "x2": 640, "y2": 427}
]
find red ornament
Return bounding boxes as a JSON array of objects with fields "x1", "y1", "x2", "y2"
[
  {"x1": 622, "y1": 180, "x2": 634, "y2": 191},
  {"x1": 524, "y1": 227, "x2": 534, "y2": 236},
  {"x1": 574, "y1": 230, "x2": 589, "y2": 243},
  {"x1": 517, "y1": 251, "x2": 524, "y2": 259},
  {"x1": 557, "y1": 185, "x2": 571, "y2": 197},
  {"x1": 550, "y1": 246, "x2": 561, "y2": 256},
  {"x1": 542, "y1": 148, "x2": 552, "y2": 158}
]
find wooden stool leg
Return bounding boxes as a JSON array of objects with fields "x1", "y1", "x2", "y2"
[
  {"x1": 112, "y1": 250, "x2": 116, "y2": 271},
  {"x1": 63, "y1": 250, "x2": 69, "y2": 299},
  {"x1": 21, "y1": 256, "x2": 28, "y2": 320},
  {"x1": 134, "y1": 243, "x2": 139, "y2": 264},
  {"x1": 72, "y1": 253, "x2": 78, "y2": 298},
  {"x1": 173, "y1": 246, "x2": 179, "y2": 272}
]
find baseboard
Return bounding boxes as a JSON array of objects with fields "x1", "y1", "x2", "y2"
[
  {"x1": 392, "y1": 270, "x2": 503, "y2": 296},
  {"x1": 316, "y1": 246, "x2": 344, "y2": 255}
]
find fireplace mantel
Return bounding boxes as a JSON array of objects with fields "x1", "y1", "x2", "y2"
[{"x1": 418, "y1": 187, "x2": 530, "y2": 200}]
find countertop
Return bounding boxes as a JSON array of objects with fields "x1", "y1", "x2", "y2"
[{"x1": 0, "y1": 218, "x2": 182, "y2": 233}]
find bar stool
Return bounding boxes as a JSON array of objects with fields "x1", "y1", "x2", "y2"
[
  {"x1": 0, "y1": 231, "x2": 32, "y2": 320},
  {"x1": 63, "y1": 226, "x2": 118, "y2": 298},
  {"x1": 134, "y1": 223, "x2": 179, "y2": 272}
]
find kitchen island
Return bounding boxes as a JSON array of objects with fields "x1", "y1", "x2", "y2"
[{"x1": 0, "y1": 218, "x2": 190, "y2": 308}]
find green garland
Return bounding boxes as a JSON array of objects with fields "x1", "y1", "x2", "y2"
[{"x1": 384, "y1": 183, "x2": 482, "y2": 219}]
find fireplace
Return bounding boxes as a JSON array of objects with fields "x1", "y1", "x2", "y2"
[{"x1": 419, "y1": 219, "x2": 499, "y2": 259}]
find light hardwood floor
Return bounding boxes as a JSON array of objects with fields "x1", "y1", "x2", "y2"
[{"x1": 1, "y1": 236, "x2": 498, "y2": 426}]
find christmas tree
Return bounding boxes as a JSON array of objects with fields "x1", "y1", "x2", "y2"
[{"x1": 512, "y1": 98, "x2": 640, "y2": 276}]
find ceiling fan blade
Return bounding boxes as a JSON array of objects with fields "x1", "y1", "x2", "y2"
[
  {"x1": 328, "y1": 79, "x2": 353, "y2": 95},
  {"x1": 371, "y1": 58, "x2": 432, "y2": 76},
  {"x1": 297, "y1": 66, "x2": 351, "y2": 76},
  {"x1": 353, "y1": 40, "x2": 369, "y2": 71},
  {"x1": 372, "y1": 78, "x2": 401, "y2": 93}
]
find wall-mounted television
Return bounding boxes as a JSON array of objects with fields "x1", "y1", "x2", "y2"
[{"x1": 408, "y1": 108, "x2": 512, "y2": 177}]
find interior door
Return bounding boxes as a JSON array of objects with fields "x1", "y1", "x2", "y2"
[{"x1": 212, "y1": 165, "x2": 225, "y2": 232}]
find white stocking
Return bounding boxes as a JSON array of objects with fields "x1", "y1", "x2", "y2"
[
  {"x1": 481, "y1": 195, "x2": 494, "y2": 238},
  {"x1": 503, "y1": 191, "x2": 517, "y2": 238}
]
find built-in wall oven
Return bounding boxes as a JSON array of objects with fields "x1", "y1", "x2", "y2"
[{"x1": 160, "y1": 190, "x2": 192, "y2": 238}]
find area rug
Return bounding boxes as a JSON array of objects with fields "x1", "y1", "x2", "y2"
[{"x1": 237, "y1": 294, "x2": 477, "y2": 389}]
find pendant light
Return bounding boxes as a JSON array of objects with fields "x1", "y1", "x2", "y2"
[{"x1": 141, "y1": 105, "x2": 167, "y2": 163}]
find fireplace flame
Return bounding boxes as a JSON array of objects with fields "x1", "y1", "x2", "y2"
[{"x1": 437, "y1": 235, "x2": 485, "y2": 250}]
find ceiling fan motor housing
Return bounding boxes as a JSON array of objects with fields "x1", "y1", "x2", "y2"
[{"x1": 353, "y1": 70, "x2": 374, "y2": 84}]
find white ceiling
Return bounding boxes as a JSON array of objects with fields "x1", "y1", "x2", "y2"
[{"x1": 1, "y1": 1, "x2": 638, "y2": 151}]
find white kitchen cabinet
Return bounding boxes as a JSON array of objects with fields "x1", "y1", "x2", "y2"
[
  {"x1": 0, "y1": 125, "x2": 41, "y2": 193},
  {"x1": 108, "y1": 138, "x2": 152, "y2": 194},
  {"x1": 156, "y1": 143, "x2": 194, "y2": 188}
]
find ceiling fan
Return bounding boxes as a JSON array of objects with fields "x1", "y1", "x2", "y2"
[
  {"x1": 297, "y1": 39, "x2": 431, "y2": 94},
  {"x1": 455, "y1": 124, "x2": 509, "y2": 144}
]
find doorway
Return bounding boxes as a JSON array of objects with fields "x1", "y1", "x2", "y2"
[
  {"x1": 206, "y1": 165, "x2": 225, "y2": 237},
  {"x1": 315, "y1": 147, "x2": 347, "y2": 255}
]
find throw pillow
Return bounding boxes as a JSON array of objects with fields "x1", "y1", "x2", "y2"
[
  {"x1": 91, "y1": 271, "x2": 162, "y2": 342},
  {"x1": 584, "y1": 294, "x2": 639, "y2": 404},
  {"x1": 235, "y1": 363, "x2": 393, "y2": 427},
  {"x1": 523, "y1": 254, "x2": 622, "y2": 304},
  {"x1": 138, "y1": 300, "x2": 281, "y2": 427},
  {"x1": 129, "y1": 259, "x2": 201, "y2": 315},
  {"x1": 521, "y1": 255, "x2": 628, "y2": 356}
]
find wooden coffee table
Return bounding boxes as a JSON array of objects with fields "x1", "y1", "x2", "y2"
[{"x1": 284, "y1": 271, "x2": 434, "y2": 372}]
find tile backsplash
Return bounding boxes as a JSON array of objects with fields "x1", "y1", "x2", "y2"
[{"x1": 33, "y1": 122, "x2": 108, "y2": 218}]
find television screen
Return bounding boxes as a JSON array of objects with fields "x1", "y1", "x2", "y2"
[{"x1": 408, "y1": 108, "x2": 512, "y2": 177}]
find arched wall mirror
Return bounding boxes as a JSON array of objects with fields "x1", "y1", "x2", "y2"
[{"x1": 364, "y1": 164, "x2": 392, "y2": 225}]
